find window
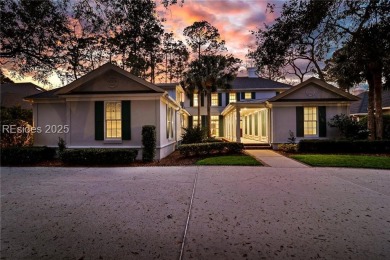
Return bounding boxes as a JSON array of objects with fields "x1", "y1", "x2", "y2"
[
  {"x1": 211, "y1": 116, "x2": 219, "y2": 137},
  {"x1": 229, "y1": 93, "x2": 236, "y2": 103},
  {"x1": 211, "y1": 93, "x2": 218, "y2": 106},
  {"x1": 193, "y1": 116, "x2": 199, "y2": 127},
  {"x1": 167, "y1": 106, "x2": 175, "y2": 139},
  {"x1": 304, "y1": 107, "x2": 317, "y2": 136},
  {"x1": 245, "y1": 92, "x2": 252, "y2": 99},
  {"x1": 105, "y1": 101, "x2": 121, "y2": 139},
  {"x1": 193, "y1": 94, "x2": 198, "y2": 107}
]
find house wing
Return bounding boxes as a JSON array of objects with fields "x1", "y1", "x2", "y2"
[
  {"x1": 55, "y1": 63, "x2": 165, "y2": 95},
  {"x1": 268, "y1": 77, "x2": 359, "y2": 102}
]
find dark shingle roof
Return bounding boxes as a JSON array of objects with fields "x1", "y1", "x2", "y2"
[
  {"x1": 1, "y1": 83, "x2": 45, "y2": 109},
  {"x1": 350, "y1": 90, "x2": 390, "y2": 114},
  {"x1": 24, "y1": 88, "x2": 60, "y2": 100},
  {"x1": 230, "y1": 77, "x2": 291, "y2": 90}
]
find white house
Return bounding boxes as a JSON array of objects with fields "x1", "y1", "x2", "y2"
[
  {"x1": 26, "y1": 64, "x2": 359, "y2": 159},
  {"x1": 25, "y1": 63, "x2": 187, "y2": 160}
]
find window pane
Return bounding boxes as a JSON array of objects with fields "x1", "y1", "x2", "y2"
[
  {"x1": 304, "y1": 107, "x2": 317, "y2": 136},
  {"x1": 211, "y1": 93, "x2": 218, "y2": 106},
  {"x1": 229, "y1": 93, "x2": 236, "y2": 102},
  {"x1": 245, "y1": 92, "x2": 251, "y2": 99},
  {"x1": 193, "y1": 95, "x2": 198, "y2": 107},
  {"x1": 105, "y1": 102, "x2": 122, "y2": 139}
]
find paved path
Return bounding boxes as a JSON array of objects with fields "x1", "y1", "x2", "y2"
[
  {"x1": 1, "y1": 166, "x2": 389, "y2": 259},
  {"x1": 245, "y1": 149, "x2": 309, "y2": 168}
]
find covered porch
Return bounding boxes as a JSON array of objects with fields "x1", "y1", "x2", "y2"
[{"x1": 221, "y1": 100, "x2": 270, "y2": 144}]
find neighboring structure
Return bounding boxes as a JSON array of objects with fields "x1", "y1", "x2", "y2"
[
  {"x1": 25, "y1": 63, "x2": 186, "y2": 160},
  {"x1": 26, "y1": 64, "x2": 360, "y2": 159},
  {"x1": 1, "y1": 83, "x2": 45, "y2": 109},
  {"x1": 350, "y1": 90, "x2": 390, "y2": 119}
]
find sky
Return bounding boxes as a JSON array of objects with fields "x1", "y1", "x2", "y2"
[
  {"x1": 157, "y1": 0, "x2": 281, "y2": 64},
  {"x1": 5, "y1": 0, "x2": 285, "y2": 88}
]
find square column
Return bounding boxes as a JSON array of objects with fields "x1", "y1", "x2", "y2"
[{"x1": 235, "y1": 108, "x2": 241, "y2": 143}]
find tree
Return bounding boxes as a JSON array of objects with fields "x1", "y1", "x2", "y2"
[
  {"x1": 0, "y1": 70, "x2": 14, "y2": 83},
  {"x1": 1, "y1": 0, "x2": 70, "y2": 85},
  {"x1": 183, "y1": 21, "x2": 226, "y2": 126},
  {"x1": 185, "y1": 55, "x2": 240, "y2": 137},
  {"x1": 250, "y1": 0, "x2": 390, "y2": 139}
]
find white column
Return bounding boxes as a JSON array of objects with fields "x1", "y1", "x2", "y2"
[{"x1": 236, "y1": 108, "x2": 241, "y2": 143}]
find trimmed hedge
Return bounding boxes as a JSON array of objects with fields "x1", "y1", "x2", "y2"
[
  {"x1": 142, "y1": 125, "x2": 156, "y2": 162},
  {"x1": 298, "y1": 139, "x2": 390, "y2": 154},
  {"x1": 0, "y1": 146, "x2": 56, "y2": 165},
  {"x1": 178, "y1": 142, "x2": 244, "y2": 157},
  {"x1": 61, "y1": 148, "x2": 138, "y2": 165}
]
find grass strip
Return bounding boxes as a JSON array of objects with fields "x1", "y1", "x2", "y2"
[
  {"x1": 196, "y1": 155, "x2": 262, "y2": 166},
  {"x1": 291, "y1": 154, "x2": 390, "y2": 169}
]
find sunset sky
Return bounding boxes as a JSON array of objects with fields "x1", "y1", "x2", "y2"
[
  {"x1": 157, "y1": 0, "x2": 282, "y2": 63},
  {"x1": 6, "y1": 0, "x2": 285, "y2": 88}
]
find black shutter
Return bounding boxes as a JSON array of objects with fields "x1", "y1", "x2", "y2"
[
  {"x1": 188, "y1": 116, "x2": 193, "y2": 128},
  {"x1": 201, "y1": 115, "x2": 206, "y2": 128},
  {"x1": 251, "y1": 92, "x2": 256, "y2": 99},
  {"x1": 95, "y1": 101, "x2": 104, "y2": 140},
  {"x1": 218, "y1": 93, "x2": 222, "y2": 106},
  {"x1": 200, "y1": 93, "x2": 204, "y2": 106},
  {"x1": 236, "y1": 92, "x2": 240, "y2": 101},
  {"x1": 121, "y1": 101, "x2": 131, "y2": 140},
  {"x1": 226, "y1": 93, "x2": 230, "y2": 105},
  {"x1": 296, "y1": 107, "x2": 304, "y2": 137},
  {"x1": 319, "y1": 106, "x2": 327, "y2": 137},
  {"x1": 189, "y1": 93, "x2": 193, "y2": 107},
  {"x1": 219, "y1": 115, "x2": 224, "y2": 137}
]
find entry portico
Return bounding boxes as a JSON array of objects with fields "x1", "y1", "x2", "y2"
[{"x1": 221, "y1": 99, "x2": 270, "y2": 144}]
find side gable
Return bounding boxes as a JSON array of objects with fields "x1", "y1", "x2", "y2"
[
  {"x1": 268, "y1": 77, "x2": 359, "y2": 102},
  {"x1": 56, "y1": 63, "x2": 165, "y2": 95}
]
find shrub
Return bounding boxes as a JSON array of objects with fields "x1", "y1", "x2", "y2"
[
  {"x1": 359, "y1": 115, "x2": 390, "y2": 140},
  {"x1": 178, "y1": 142, "x2": 244, "y2": 157},
  {"x1": 181, "y1": 126, "x2": 207, "y2": 144},
  {"x1": 278, "y1": 143, "x2": 298, "y2": 153},
  {"x1": 0, "y1": 146, "x2": 56, "y2": 165},
  {"x1": 61, "y1": 148, "x2": 138, "y2": 165},
  {"x1": 328, "y1": 114, "x2": 369, "y2": 140},
  {"x1": 0, "y1": 119, "x2": 33, "y2": 148},
  {"x1": 142, "y1": 125, "x2": 156, "y2": 162},
  {"x1": 1, "y1": 106, "x2": 33, "y2": 124},
  {"x1": 287, "y1": 130, "x2": 296, "y2": 144},
  {"x1": 298, "y1": 139, "x2": 390, "y2": 154},
  {"x1": 58, "y1": 137, "x2": 66, "y2": 154}
]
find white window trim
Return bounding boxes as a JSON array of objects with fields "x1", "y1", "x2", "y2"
[
  {"x1": 304, "y1": 107, "x2": 318, "y2": 137},
  {"x1": 104, "y1": 101, "x2": 122, "y2": 141}
]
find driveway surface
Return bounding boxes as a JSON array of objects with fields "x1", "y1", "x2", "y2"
[{"x1": 1, "y1": 166, "x2": 389, "y2": 259}]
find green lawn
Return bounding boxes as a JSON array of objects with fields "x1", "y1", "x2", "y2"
[
  {"x1": 291, "y1": 154, "x2": 390, "y2": 169},
  {"x1": 196, "y1": 155, "x2": 262, "y2": 166}
]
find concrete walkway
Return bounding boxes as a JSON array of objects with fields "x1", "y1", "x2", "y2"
[{"x1": 245, "y1": 149, "x2": 309, "y2": 168}]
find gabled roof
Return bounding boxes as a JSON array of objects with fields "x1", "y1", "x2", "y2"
[
  {"x1": 229, "y1": 77, "x2": 291, "y2": 90},
  {"x1": 55, "y1": 63, "x2": 165, "y2": 95},
  {"x1": 268, "y1": 77, "x2": 359, "y2": 102},
  {"x1": 26, "y1": 63, "x2": 166, "y2": 100},
  {"x1": 350, "y1": 90, "x2": 390, "y2": 114},
  {"x1": 1, "y1": 82, "x2": 45, "y2": 108}
]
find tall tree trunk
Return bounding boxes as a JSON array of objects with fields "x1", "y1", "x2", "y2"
[
  {"x1": 207, "y1": 90, "x2": 212, "y2": 138},
  {"x1": 366, "y1": 68, "x2": 376, "y2": 140},
  {"x1": 372, "y1": 63, "x2": 383, "y2": 140}
]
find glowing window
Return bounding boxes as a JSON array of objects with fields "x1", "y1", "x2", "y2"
[
  {"x1": 229, "y1": 93, "x2": 236, "y2": 102},
  {"x1": 304, "y1": 107, "x2": 317, "y2": 136},
  {"x1": 211, "y1": 93, "x2": 218, "y2": 106},
  {"x1": 105, "y1": 102, "x2": 121, "y2": 139}
]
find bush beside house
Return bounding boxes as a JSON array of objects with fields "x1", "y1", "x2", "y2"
[
  {"x1": 178, "y1": 142, "x2": 244, "y2": 157},
  {"x1": 142, "y1": 125, "x2": 156, "y2": 162},
  {"x1": 1, "y1": 146, "x2": 56, "y2": 165},
  {"x1": 61, "y1": 148, "x2": 138, "y2": 165}
]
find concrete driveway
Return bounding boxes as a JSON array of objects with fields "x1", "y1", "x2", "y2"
[{"x1": 1, "y1": 166, "x2": 389, "y2": 259}]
